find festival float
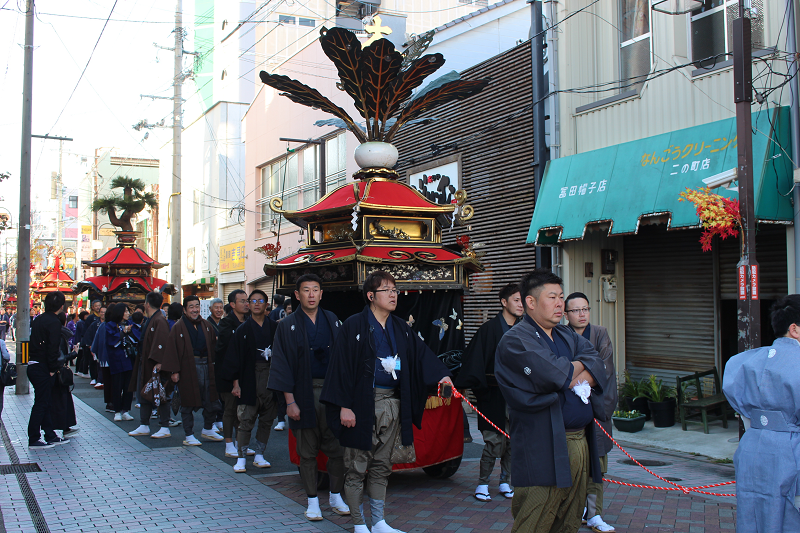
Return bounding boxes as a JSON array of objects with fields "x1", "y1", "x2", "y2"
[
  {"x1": 258, "y1": 25, "x2": 489, "y2": 478},
  {"x1": 32, "y1": 253, "x2": 77, "y2": 309},
  {"x1": 72, "y1": 231, "x2": 176, "y2": 308}
]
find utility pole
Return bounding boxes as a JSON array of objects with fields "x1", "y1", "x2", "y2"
[
  {"x1": 171, "y1": 0, "x2": 183, "y2": 300},
  {"x1": 16, "y1": 0, "x2": 34, "y2": 394},
  {"x1": 733, "y1": 0, "x2": 759, "y2": 354},
  {"x1": 529, "y1": 0, "x2": 548, "y2": 269},
  {"x1": 785, "y1": 0, "x2": 800, "y2": 294},
  {"x1": 32, "y1": 135, "x2": 73, "y2": 250}
]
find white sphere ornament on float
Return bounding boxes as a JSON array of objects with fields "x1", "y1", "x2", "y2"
[{"x1": 354, "y1": 142, "x2": 399, "y2": 169}]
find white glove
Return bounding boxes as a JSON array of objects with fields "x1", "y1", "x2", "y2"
[
  {"x1": 571, "y1": 379, "x2": 591, "y2": 405},
  {"x1": 380, "y1": 355, "x2": 398, "y2": 380}
]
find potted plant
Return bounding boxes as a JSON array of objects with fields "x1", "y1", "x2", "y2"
[
  {"x1": 637, "y1": 375, "x2": 677, "y2": 427},
  {"x1": 619, "y1": 371, "x2": 650, "y2": 420},
  {"x1": 612, "y1": 410, "x2": 646, "y2": 433}
]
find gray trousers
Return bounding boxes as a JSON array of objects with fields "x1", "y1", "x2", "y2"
[
  {"x1": 181, "y1": 360, "x2": 219, "y2": 436},
  {"x1": 343, "y1": 388, "x2": 400, "y2": 526},
  {"x1": 479, "y1": 428, "x2": 511, "y2": 484},
  {"x1": 236, "y1": 361, "x2": 276, "y2": 457},
  {"x1": 295, "y1": 380, "x2": 345, "y2": 497}
]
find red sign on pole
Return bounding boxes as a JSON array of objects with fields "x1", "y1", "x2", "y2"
[
  {"x1": 750, "y1": 265, "x2": 759, "y2": 300},
  {"x1": 738, "y1": 265, "x2": 747, "y2": 300}
]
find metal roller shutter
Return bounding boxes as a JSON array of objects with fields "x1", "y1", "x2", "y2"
[
  {"x1": 251, "y1": 276, "x2": 276, "y2": 296},
  {"x1": 392, "y1": 42, "x2": 537, "y2": 341},
  {"x1": 719, "y1": 224, "x2": 787, "y2": 299},
  {"x1": 219, "y1": 282, "x2": 245, "y2": 301},
  {"x1": 624, "y1": 226, "x2": 715, "y2": 382}
]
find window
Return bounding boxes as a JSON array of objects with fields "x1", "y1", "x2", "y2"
[
  {"x1": 299, "y1": 17, "x2": 315, "y2": 27},
  {"x1": 258, "y1": 131, "x2": 348, "y2": 233},
  {"x1": 68, "y1": 196, "x2": 78, "y2": 208},
  {"x1": 690, "y1": 0, "x2": 764, "y2": 69},
  {"x1": 619, "y1": 0, "x2": 651, "y2": 93},
  {"x1": 279, "y1": 14, "x2": 296, "y2": 24}
]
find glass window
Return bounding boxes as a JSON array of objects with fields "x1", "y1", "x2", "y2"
[
  {"x1": 68, "y1": 196, "x2": 78, "y2": 208},
  {"x1": 279, "y1": 14, "x2": 295, "y2": 24},
  {"x1": 690, "y1": 0, "x2": 764, "y2": 70},
  {"x1": 302, "y1": 145, "x2": 319, "y2": 208},
  {"x1": 258, "y1": 153, "x2": 299, "y2": 232},
  {"x1": 299, "y1": 17, "x2": 315, "y2": 27},
  {"x1": 619, "y1": 0, "x2": 651, "y2": 93}
]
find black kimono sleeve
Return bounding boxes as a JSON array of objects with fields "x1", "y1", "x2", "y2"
[
  {"x1": 495, "y1": 331, "x2": 564, "y2": 414},
  {"x1": 455, "y1": 321, "x2": 490, "y2": 391},
  {"x1": 572, "y1": 333, "x2": 608, "y2": 421},
  {"x1": 408, "y1": 323, "x2": 450, "y2": 386},
  {"x1": 267, "y1": 320, "x2": 295, "y2": 394},
  {"x1": 320, "y1": 320, "x2": 359, "y2": 411},
  {"x1": 222, "y1": 326, "x2": 244, "y2": 383}
]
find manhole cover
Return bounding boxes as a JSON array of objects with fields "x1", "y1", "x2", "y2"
[
  {"x1": 618, "y1": 459, "x2": 670, "y2": 467},
  {"x1": 664, "y1": 477, "x2": 682, "y2": 482},
  {"x1": 0, "y1": 463, "x2": 41, "y2": 475}
]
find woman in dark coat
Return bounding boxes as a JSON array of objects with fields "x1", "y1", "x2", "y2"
[
  {"x1": 51, "y1": 312, "x2": 78, "y2": 437},
  {"x1": 105, "y1": 304, "x2": 135, "y2": 422}
]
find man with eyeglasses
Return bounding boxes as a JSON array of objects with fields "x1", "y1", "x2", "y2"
[
  {"x1": 269, "y1": 273, "x2": 349, "y2": 521},
  {"x1": 223, "y1": 289, "x2": 277, "y2": 472},
  {"x1": 164, "y1": 295, "x2": 222, "y2": 446},
  {"x1": 565, "y1": 292, "x2": 616, "y2": 533},
  {"x1": 322, "y1": 270, "x2": 453, "y2": 533},
  {"x1": 215, "y1": 289, "x2": 250, "y2": 456},
  {"x1": 456, "y1": 282, "x2": 523, "y2": 503}
]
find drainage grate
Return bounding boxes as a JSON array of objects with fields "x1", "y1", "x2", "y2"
[
  {"x1": 0, "y1": 422, "x2": 50, "y2": 533},
  {"x1": 0, "y1": 464, "x2": 41, "y2": 475},
  {"x1": 618, "y1": 459, "x2": 671, "y2": 467},
  {"x1": 664, "y1": 477, "x2": 682, "y2": 482}
]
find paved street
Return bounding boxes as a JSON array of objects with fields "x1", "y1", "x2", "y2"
[{"x1": 0, "y1": 382, "x2": 737, "y2": 533}]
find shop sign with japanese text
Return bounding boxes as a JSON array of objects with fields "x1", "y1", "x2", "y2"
[{"x1": 219, "y1": 241, "x2": 246, "y2": 273}]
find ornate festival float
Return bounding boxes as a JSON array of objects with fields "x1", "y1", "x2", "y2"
[
  {"x1": 32, "y1": 252, "x2": 76, "y2": 310},
  {"x1": 258, "y1": 25, "x2": 489, "y2": 478},
  {"x1": 72, "y1": 177, "x2": 176, "y2": 308}
]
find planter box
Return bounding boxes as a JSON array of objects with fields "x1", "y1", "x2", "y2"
[
  {"x1": 648, "y1": 398, "x2": 677, "y2": 427},
  {"x1": 612, "y1": 415, "x2": 647, "y2": 433}
]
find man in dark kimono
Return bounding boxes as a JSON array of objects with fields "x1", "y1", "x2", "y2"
[
  {"x1": 456, "y1": 282, "x2": 523, "y2": 503},
  {"x1": 268, "y1": 274, "x2": 349, "y2": 521},
  {"x1": 496, "y1": 269, "x2": 607, "y2": 533},
  {"x1": 128, "y1": 291, "x2": 174, "y2": 439},
  {"x1": 215, "y1": 289, "x2": 249, "y2": 457},
  {"x1": 80, "y1": 301, "x2": 103, "y2": 383},
  {"x1": 223, "y1": 289, "x2": 276, "y2": 472},
  {"x1": 565, "y1": 292, "x2": 616, "y2": 533},
  {"x1": 321, "y1": 271, "x2": 452, "y2": 533},
  {"x1": 164, "y1": 295, "x2": 221, "y2": 446}
]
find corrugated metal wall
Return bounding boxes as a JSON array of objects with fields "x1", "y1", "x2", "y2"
[
  {"x1": 393, "y1": 41, "x2": 536, "y2": 341},
  {"x1": 623, "y1": 225, "x2": 716, "y2": 381},
  {"x1": 553, "y1": 0, "x2": 789, "y2": 156},
  {"x1": 719, "y1": 224, "x2": 788, "y2": 299}
]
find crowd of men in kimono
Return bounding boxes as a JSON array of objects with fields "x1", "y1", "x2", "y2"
[{"x1": 26, "y1": 263, "x2": 799, "y2": 532}]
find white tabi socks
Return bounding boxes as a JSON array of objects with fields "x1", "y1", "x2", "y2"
[
  {"x1": 329, "y1": 492, "x2": 350, "y2": 515},
  {"x1": 370, "y1": 499, "x2": 406, "y2": 533},
  {"x1": 305, "y1": 496, "x2": 323, "y2": 521}
]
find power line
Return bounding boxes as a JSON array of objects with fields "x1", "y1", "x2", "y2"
[{"x1": 47, "y1": 0, "x2": 119, "y2": 134}]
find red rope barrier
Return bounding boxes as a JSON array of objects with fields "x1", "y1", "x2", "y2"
[{"x1": 439, "y1": 384, "x2": 736, "y2": 497}]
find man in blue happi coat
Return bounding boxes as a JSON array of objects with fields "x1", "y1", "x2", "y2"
[{"x1": 723, "y1": 294, "x2": 800, "y2": 532}]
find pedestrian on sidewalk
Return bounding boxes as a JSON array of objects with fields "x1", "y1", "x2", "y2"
[
  {"x1": 105, "y1": 304, "x2": 135, "y2": 422},
  {"x1": 0, "y1": 308, "x2": 9, "y2": 340},
  {"x1": 167, "y1": 302, "x2": 183, "y2": 330},
  {"x1": 9, "y1": 310, "x2": 15, "y2": 341},
  {"x1": 128, "y1": 291, "x2": 174, "y2": 439},
  {"x1": 495, "y1": 269, "x2": 607, "y2": 533},
  {"x1": 456, "y1": 282, "x2": 523, "y2": 503},
  {"x1": 28, "y1": 290, "x2": 69, "y2": 449},
  {"x1": 322, "y1": 270, "x2": 453, "y2": 533},
  {"x1": 85, "y1": 303, "x2": 106, "y2": 388},
  {"x1": 52, "y1": 312, "x2": 78, "y2": 438},
  {"x1": 165, "y1": 295, "x2": 221, "y2": 446},
  {"x1": 565, "y1": 292, "x2": 617, "y2": 533},
  {"x1": 214, "y1": 289, "x2": 249, "y2": 457},
  {"x1": 208, "y1": 298, "x2": 224, "y2": 335},
  {"x1": 269, "y1": 274, "x2": 349, "y2": 521},
  {"x1": 723, "y1": 294, "x2": 800, "y2": 533},
  {"x1": 223, "y1": 289, "x2": 276, "y2": 472},
  {"x1": 78, "y1": 301, "x2": 102, "y2": 378},
  {"x1": 0, "y1": 336, "x2": 12, "y2": 417},
  {"x1": 91, "y1": 305, "x2": 112, "y2": 406}
]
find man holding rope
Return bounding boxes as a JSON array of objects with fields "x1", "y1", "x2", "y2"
[
  {"x1": 723, "y1": 294, "x2": 800, "y2": 532},
  {"x1": 496, "y1": 269, "x2": 607, "y2": 533}
]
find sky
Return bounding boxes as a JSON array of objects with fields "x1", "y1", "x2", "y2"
[{"x1": 0, "y1": 0, "x2": 197, "y2": 260}]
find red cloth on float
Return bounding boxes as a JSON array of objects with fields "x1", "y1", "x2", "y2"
[{"x1": 288, "y1": 397, "x2": 464, "y2": 471}]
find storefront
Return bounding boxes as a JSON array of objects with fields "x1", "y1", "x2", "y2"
[
  {"x1": 219, "y1": 240, "x2": 246, "y2": 301},
  {"x1": 528, "y1": 107, "x2": 794, "y2": 382}
]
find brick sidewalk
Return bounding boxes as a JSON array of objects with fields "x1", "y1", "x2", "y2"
[
  {"x1": 0, "y1": 385, "x2": 737, "y2": 533},
  {"x1": 0, "y1": 388, "x2": 347, "y2": 533}
]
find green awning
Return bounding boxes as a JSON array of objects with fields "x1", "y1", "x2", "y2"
[
  {"x1": 528, "y1": 107, "x2": 793, "y2": 245},
  {"x1": 186, "y1": 277, "x2": 216, "y2": 286}
]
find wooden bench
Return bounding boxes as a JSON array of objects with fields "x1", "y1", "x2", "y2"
[{"x1": 676, "y1": 369, "x2": 730, "y2": 434}]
